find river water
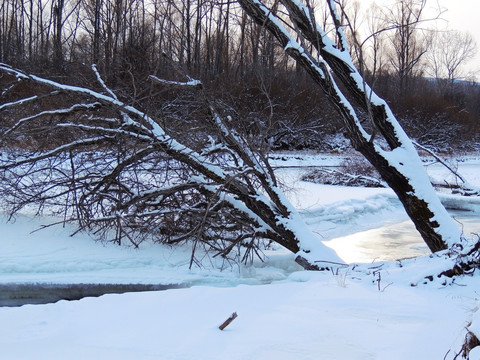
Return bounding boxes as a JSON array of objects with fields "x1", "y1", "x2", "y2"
[
  {"x1": 2, "y1": 210, "x2": 478, "y2": 307},
  {"x1": 0, "y1": 283, "x2": 186, "y2": 307},
  {"x1": 325, "y1": 211, "x2": 480, "y2": 264}
]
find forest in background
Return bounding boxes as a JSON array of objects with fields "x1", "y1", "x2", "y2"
[{"x1": 1, "y1": 0, "x2": 479, "y2": 152}]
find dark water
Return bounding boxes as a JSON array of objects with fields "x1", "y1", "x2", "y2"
[
  {"x1": 0, "y1": 283, "x2": 185, "y2": 307},
  {"x1": 2, "y1": 213, "x2": 478, "y2": 307}
]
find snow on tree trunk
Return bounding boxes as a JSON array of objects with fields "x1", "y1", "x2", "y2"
[{"x1": 237, "y1": 0, "x2": 469, "y2": 253}]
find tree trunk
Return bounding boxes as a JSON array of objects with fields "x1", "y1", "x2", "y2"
[
  {"x1": 53, "y1": 0, "x2": 64, "y2": 66},
  {"x1": 237, "y1": 0, "x2": 465, "y2": 254}
]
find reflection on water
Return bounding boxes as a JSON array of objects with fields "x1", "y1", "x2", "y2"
[{"x1": 325, "y1": 211, "x2": 480, "y2": 264}]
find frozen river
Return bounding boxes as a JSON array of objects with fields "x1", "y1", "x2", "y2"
[
  {"x1": 2, "y1": 210, "x2": 478, "y2": 307},
  {"x1": 326, "y1": 210, "x2": 480, "y2": 263},
  {"x1": 1, "y1": 153, "x2": 479, "y2": 306}
]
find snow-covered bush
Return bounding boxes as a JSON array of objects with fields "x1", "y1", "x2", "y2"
[{"x1": 301, "y1": 156, "x2": 383, "y2": 187}]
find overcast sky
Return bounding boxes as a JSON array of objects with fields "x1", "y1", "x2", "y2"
[
  {"x1": 436, "y1": 0, "x2": 480, "y2": 46},
  {"x1": 426, "y1": 0, "x2": 479, "y2": 75},
  {"x1": 432, "y1": 0, "x2": 479, "y2": 76},
  {"x1": 368, "y1": 0, "x2": 480, "y2": 77}
]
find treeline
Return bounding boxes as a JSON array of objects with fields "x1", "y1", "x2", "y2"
[
  {"x1": 1, "y1": 0, "x2": 283, "y2": 79},
  {"x1": 1, "y1": 0, "x2": 478, "y2": 151}
]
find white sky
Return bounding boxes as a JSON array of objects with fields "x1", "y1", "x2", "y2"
[
  {"x1": 368, "y1": 0, "x2": 480, "y2": 76},
  {"x1": 429, "y1": 0, "x2": 480, "y2": 75}
]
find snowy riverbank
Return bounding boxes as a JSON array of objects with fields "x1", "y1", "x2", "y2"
[{"x1": 0, "y1": 152, "x2": 479, "y2": 359}]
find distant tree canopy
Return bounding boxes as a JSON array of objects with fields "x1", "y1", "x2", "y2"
[{"x1": 0, "y1": 0, "x2": 478, "y2": 150}]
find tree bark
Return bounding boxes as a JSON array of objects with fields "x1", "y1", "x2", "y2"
[
  {"x1": 219, "y1": 312, "x2": 237, "y2": 330},
  {"x1": 237, "y1": 0, "x2": 465, "y2": 253},
  {"x1": 53, "y1": 0, "x2": 64, "y2": 66}
]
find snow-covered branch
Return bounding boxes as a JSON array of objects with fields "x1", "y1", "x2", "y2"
[
  {"x1": 0, "y1": 95, "x2": 38, "y2": 111},
  {"x1": 0, "y1": 63, "x2": 343, "y2": 269},
  {"x1": 4, "y1": 103, "x2": 101, "y2": 136},
  {"x1": 149, "y1": 75, "x2": 202, "y2": 88}
]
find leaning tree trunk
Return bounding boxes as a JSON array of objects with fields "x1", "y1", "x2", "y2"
[
  {"x1": 237, "y1": 0, "x2": 468, "y2": 253},
  {"x1": 0, "y1": 0, "x2": 473, "y2": 272}
]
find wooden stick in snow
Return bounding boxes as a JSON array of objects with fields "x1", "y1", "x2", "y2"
[{"x1": 219, "y1": 312, "x2": 238, "y2": 330}]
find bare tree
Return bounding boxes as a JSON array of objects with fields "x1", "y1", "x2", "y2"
[
  {"x1": 427, "y1": 30, "x2": 478, "y2": 92},
  {"x1": 0, "y1": 0, "x2": 479, "y2": 274},
  {"x1": 235, "y1": 0, "x2": 474, "y2": 255},
  {"x1": 382, "y1": 0, "x2": 430, "y2": 95},
  {"x1": 0, "y1": 63, "x2": 343, "y2": 270},
  {"x1": 52, "y1": 0, "x2": 64, "y2": 65},
  {"x1": 339, "y1": 1, "x2": 389, "y2": 84}
]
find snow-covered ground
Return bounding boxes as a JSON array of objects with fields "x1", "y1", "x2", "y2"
[
  {"x1": 1, "y1": 271, "x2": 477, "y2": 360},
  {"x1": 1, "y1": 152, "x2": 480, "y2": 359}
]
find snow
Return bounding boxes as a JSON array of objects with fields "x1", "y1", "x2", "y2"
[
  {"x1": 0, "y1": 275, "x2": 475, "y2": 360},
  {"x1": 149, "y1": 74, "x2": 202, "y2": 87},
  {"x1": 0, "y1": 94, "x2": 38, "y2": 111},
  {"x1": 0, "y1": 152, "x2": 479, "y2": 359}
]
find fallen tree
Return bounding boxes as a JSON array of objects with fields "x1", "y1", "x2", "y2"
[
  {"x1": 0, "y1": 63, "x2": 342, "y2": 270},
  {"x1": 0, "y1": 0, "x2": 478, "y2": 272}
]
